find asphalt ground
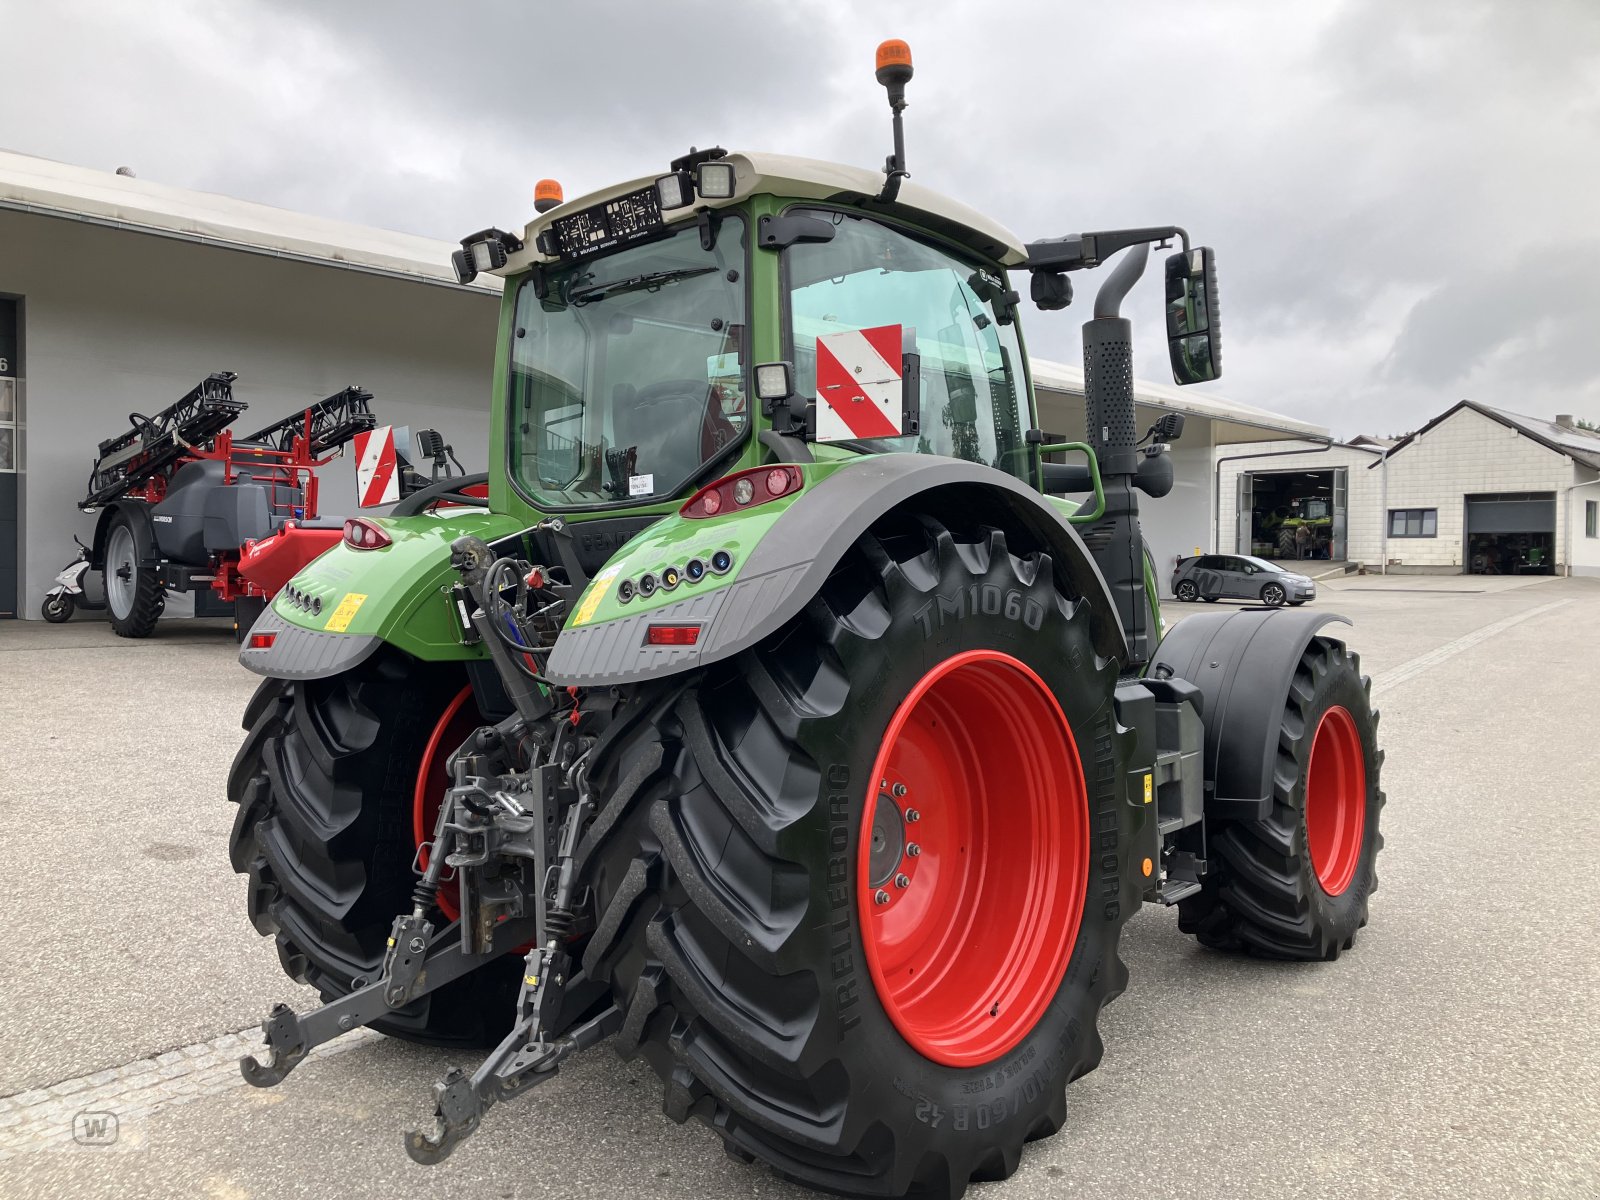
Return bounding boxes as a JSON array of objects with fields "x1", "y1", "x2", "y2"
[{"x1": 1, "y1": 574, "x2": 1596, "y2": 1199}]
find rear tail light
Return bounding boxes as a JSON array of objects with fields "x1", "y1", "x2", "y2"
[
  {"x1": 681, "y1": 465, "x2": 803, "y2": 519},
  {"x1": 343, "y1": 517, "x2": 392, "y2": 550},
  {"x1": 646, "y1": 625, "x2": 701, "y2": 646}
]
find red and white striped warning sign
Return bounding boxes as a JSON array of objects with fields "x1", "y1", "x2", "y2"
[
  {"x1": 354, "y1": 425, "x2": 398, "y2": 507},
  {"x1": 815, "y1": 324, "x2": 906, "y2": 441}
]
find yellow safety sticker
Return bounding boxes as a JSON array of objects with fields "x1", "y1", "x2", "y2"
[
  {"x1": 1142, "y1": 773, "x2": 1154, "y2": 805},
  {"x1": 571, "y1": 567, "x2": 620, "y2": 627},
  {"x1": 324, "y1": 592, "x2": 368, "y2": 632}
]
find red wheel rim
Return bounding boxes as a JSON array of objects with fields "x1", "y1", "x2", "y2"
[
  {"x1": 412, "y1": 685, "x2": 479, "y2": 922},
  {"x1": 1305, "y1": 705, "x2": 1367, "y2": 896},
  {"x1": 858, "y1": 650, "x2": 1089, "y2": 1068}
]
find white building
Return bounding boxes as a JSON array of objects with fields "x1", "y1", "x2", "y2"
[
  {"x1": 1216, "y1": 400, "x2": 1600, "y2": 577},
  {"x1": 0, "y1": 149, "x2": 1326, "y2": 618}
]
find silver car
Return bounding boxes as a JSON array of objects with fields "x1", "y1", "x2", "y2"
[{"x1": 1172, "y1": 554, "x2": 1316, "y2": 607}]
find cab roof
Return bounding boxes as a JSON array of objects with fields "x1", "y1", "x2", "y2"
[{"x1": 502, "y1": 150, "x2": 1028, "y2": 273}]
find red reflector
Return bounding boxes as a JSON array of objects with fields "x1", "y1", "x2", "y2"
[
  {"x1": 248, "y1": 632, "x2": 277, "y2": 650},
  {"x1": 646, "y1": 625, "x2": 701, "y2": 646}
]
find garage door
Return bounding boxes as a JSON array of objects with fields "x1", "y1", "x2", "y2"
[{"x1": 1466, "y1": 493, "x2": 1556, "y2": 534}]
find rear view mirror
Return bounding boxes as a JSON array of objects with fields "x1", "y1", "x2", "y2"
[{"x1": 1165, "y1": 247, "x2": 1221, "y2": 385}]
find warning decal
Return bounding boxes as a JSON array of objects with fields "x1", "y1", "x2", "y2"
[
  {"x1": 324, "y1": 592, "x2": 368, "y2": 632},
  {"x1": 354, "y1": 426, "x2": 399, "y2": 507},
  {"x1": 815, "y1": 324, "x2": 905, "y2": 442}
]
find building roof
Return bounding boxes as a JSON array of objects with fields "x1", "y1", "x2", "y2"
[
  {"x1": 0, "y1": 148, "x2": 492, "y2": 292},
  {"x1": 1374, "y1": 399, "x2": 1600, "y2": 470},
  {"x1": 1029, "y1": 358, "x2": 1330, "y2": 444}
]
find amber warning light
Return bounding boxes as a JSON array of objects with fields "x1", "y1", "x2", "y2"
[
  {"x1": 875, "y1": 39, "x2": 913, "y2": 82},
  {"x1": 534, "y1": 179, "x2": 564, "y2": 213}
]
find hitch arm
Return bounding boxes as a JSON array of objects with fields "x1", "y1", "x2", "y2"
[{"x1": 239, "y1": 916, "x2": 537, "y2": 1088}]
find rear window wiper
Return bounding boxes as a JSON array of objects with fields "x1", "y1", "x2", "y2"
[{"x1": 568, "y1": 266, "x2": 716, "y2": 305}]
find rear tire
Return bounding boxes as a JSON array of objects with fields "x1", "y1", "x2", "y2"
[
  {"x1": 226, "y1": 654, "x2": 519, "y2": 1045},
  {"x1": 104, "y1": 514, "x2": 164, "y2": 638},
  {"x1": 40, "y1": 593, "x2": 73, "y2": 623},
  {"x1": 1178, "y1": 637, "x2": 1384, "y2": 959},
  {"x1": 1175, "y1": 580, "x2": 1198, "y2": 601},
  {"x1": 580, "y1": 514, "x2": 1140, "y2": 1198}
]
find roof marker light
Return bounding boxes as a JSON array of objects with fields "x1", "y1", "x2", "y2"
[{"x1": 534, "y1": 179, "x2": 564, "y2": 213}]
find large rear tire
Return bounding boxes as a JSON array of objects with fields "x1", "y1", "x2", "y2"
[
  {"x1": 1178, "y1": 637, "x2": 1384, "y2": 959},
  {"x1": 104, "y1": 514, "x2": 164, "y2": 638},
  {"x1": 226, "y1": 654, "x2": 519, "y2": 1045},
  {"x1": 579, "y1": 513, "x2": 1140, "y2": 1198}
]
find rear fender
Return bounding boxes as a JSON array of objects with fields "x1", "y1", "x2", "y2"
[
  {"x1": 1148, "y1": 607, "x2": 1351, "y2": 821},
  {"x1": 238, "y1": 509, "x2": 525, "y2": 680},
  {"x1": 545, "y1": 454, "x2": 1127, "y2": 687}
]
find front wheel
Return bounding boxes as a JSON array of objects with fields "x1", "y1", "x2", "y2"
[
  {"x1": 1175, "y1": 580, "x2": 1198, "y2": 602},
  {"x1": 1179, "y1": 637, "x2": 1384, "y2": 959},
  {"x1": 40, "y1": 593, "x2": 73, "y2": 623},
  {"x1": 580, "y1": 514, "x2": 1140, "y2": 1198},
  {"x1": 1260, "y1": 582, "x2": 1287, "y2": 607}
]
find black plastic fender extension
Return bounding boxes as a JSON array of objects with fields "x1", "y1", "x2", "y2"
[
  {"x1": 544, "y1": 454, "x2": 1130, "y2": 687},
  {"x1": 1148, "y1": 606, "x2": 1351, "y2": 822},
  {"x1": 90, "y1": 500, "x2": 158, "y2": 572}
]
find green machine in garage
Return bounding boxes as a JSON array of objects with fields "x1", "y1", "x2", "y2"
[{"x1": 227, "y1": 42, "x2": 1386, "y2": 1198}]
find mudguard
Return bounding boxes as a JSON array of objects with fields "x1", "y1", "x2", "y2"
[
  {"x1": 91, "y1": 501, "x2": 158, "y2": 571},
  {"x1": 545, "y1": 454, "x2": 1127, "y2": 687},
  {"x1": 238, "y1": 509, "x2": 525, "y2": 680},
  {"x1": 1148, "y1": 606, "x2": 1351, "y2": 822}
]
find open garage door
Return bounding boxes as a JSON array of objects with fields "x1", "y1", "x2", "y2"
[{"x1": 1466, "y1": 493, "x2": 1555, "y2": 575}]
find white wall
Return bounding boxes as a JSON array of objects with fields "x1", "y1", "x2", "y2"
[
  {"x1": 1, "y1": 210, "x2": 498, "y2": 615},
  {"x1": 1383, "y1": 407, "x2": 1575, "y2": 571},
  {"x1": 1570, "y1": 470, "x2": 1600, "y2": 577},
  {"x1": 1215, "y1": 439, "x2": 1384, "y2": 563}
]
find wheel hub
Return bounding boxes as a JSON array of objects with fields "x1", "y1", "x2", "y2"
[
  {"x1": 858, "y1": 649, "x2": 1089, "y2": 1069},
  {"x1": 1305, "y1": 704, "x2": 1366, "y2": 896}
]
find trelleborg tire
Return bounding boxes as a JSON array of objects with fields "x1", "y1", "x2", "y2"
[
  {"x1": 1178, "y1": 637, "x2": 1384, "y2": 959},
  {"x1": 578, "y1": 513, "x2": 1140, "y2": 1198},
  {"x1": 104, "y1": 514, "x2": 164, "y2": 638},
  {"x1": 226, "y1": 653, "x2": 519, "y2": 1045}
]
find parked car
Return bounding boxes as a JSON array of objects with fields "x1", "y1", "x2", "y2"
[{"x1": 1172, "y1": 554, "x2": 1316, "y2": 606}]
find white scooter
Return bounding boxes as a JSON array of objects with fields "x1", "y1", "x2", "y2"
[{"x1": 41, "y1": 537, "x2": 106, "y2": 623}]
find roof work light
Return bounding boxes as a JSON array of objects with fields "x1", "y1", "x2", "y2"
[{"x1": 451, "y1": 227, "x2": 525, "y2": 284}]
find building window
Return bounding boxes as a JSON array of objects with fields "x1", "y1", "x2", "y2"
[
  {"x1": 1588, "y1": 499, "x2": 1598, "y2": 539},
  {"x1": 1389, "y1": 508, "x2": 1437, "y2": 538}
]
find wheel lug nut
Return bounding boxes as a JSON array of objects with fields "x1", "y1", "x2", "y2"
[
  {"x1": 892, "y1": 783, "x2": 908, "y2": 798},
  {"x1": 904, "y1": 809, "x2": 921, "y2": 823},
  {"x1": 874, "y1": 890, "x2": 890, "y2": 905},
  {"x1": 895, "y1": 874, "x2": 910, "y2": 889},
  {"x1": 906, "y1": 843, "x2": 921, "y2": 857}
]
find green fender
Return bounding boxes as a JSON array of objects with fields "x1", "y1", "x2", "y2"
[{"x1": 237, "y1": 509, "x2": 525, "y2": 680}]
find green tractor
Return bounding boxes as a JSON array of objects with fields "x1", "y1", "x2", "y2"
[{"x1": 228, "y1": 41, "x2": 1384, "y2": 1198}]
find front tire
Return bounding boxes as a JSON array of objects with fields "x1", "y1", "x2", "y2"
[
  {"x1": 1178, "y1": 637, "x2": 1384, "y2": 959},
  {"x1": 580, "y1": 514, "x2": 1140, "y2": 1198},
  {"x1": 40, "y1": 593, "x2": 73, "y2": 623},
  {"x1": 1260, "y1": 582, "x2": 1287, "y2": 607},
  {"x1": 226, "y1": 654, "x2": 518, "y2": 1045},
  {"x1": 104, "y1": 514, "x2": 164, "y2": 637}
]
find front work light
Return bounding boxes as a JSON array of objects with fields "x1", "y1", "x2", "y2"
[
  {"x1": 696, "y1": 160, "x2": 736, "y2": 199},
  {"x1": 451, "y1": 227, "x2": 524, "y2": 284},
  {"x1": 655, "y1": 170, "x2": 693, "y2": 211}
]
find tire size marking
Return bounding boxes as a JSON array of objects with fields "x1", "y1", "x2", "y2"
[
  {"x1": 913, "y1": 586, "x2": 1044, "y2": 639},
  {"x1": 825, "y1": 762, "x2": 861, "y2": 1033},
  {"x1": 1092, "y1": 713, "x2": 1120, "y2": 920}
]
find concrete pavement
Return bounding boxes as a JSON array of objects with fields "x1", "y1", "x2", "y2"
[{"x1": 1, "y1": 579, "x2": 1596, "y2": 1199}]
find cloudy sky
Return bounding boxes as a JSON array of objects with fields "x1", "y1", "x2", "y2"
[{"x1": 3, "y1": 0, "x2": 1597, "y2": 438}]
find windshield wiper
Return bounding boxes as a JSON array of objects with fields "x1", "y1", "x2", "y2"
[{"x1": 568, "y1": 266, "x2": 716, "y2": 306}]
